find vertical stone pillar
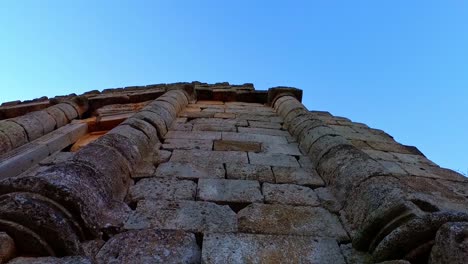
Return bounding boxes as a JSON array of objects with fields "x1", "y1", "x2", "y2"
[
  {"x1": 0, "y1": 88, "x2": 191, "y2": 257},
  {"x1": 270, "y1": 88, "x2": 468, "y2": 262}
]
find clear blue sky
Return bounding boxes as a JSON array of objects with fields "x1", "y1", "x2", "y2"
[{"x1": 0, "y1": 1, "x2": 467, "y2": 174}]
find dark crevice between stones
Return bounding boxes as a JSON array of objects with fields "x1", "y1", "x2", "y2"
[
  {"x1": 127, "y1": 201, "x2": 138, "y2": 211},
  {"x1": 404, "y1": 240, "x2": 434, "y2": 264},
  {"x1": 410, "y1": 199, "x2": 439, "y2": 213},
  {"x1": 221, "y1": 202, "x2": 250, "y2": 213},
  {"x1": 100, "y1": 225, "x2": 123, "y2": 242},
  {"x1": 195, "y1": 233, "x2": 204, "y2": 250}
]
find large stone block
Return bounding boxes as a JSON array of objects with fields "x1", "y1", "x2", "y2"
[
  {"x1": 125, "y1": 200, "x2": 237, "y2": 233},
  {"x1": 202, "y1": 233, "x2": 346, "y2": 264},
  {"x1": 273, "y1": 166, "x2": 324, "y2": 187},
  {"x1": 44, "y1": 106, "x2": 68, "y2": 128},
  {"x1": 96, "y1": 230, "x2": 200, "y2": 264},
  {"x1": 170, "y1": 150, "x2": 248, "y2": 165},
  {"x1": 262, "y1": 142, "x2": 302, "y2": 155},
  {"x1": 7, "y1": 256, "x2": 92, "y2": 264},
  {"x1": 248, "y1": 152, "x2": 300, "y2": 167},
  {"x1": 127, "y1": 178, "x2": 196, "y2": 203},
  {"x1": 0, "y1": 130, "x2": 13, "y2": 155},
  {"x1": 263, "y1": 183, "x2": 320, "y2": 206},
  {"x1": 248, "y1": 120, "x2": 282, "y2": 129},
  {"x1": 238, "y1": 203, "x2": 349, "y2": 242},
  {"x1": 225, "y1": 163, "x2": 274, "y2": 183},
  {"x1": 0, "y1": 232, "x2": 16, "y2": 263},
  {"x1": 197, "y1": 179, "x2": 263, "y2": 203},
  {"x1": 155, "y1": 162, "x2": 225, "y2": 179},
  {"x1": 132, "y1": 110, "x2": 168, "y2": 138},
  {"x1": 165, "y1": 131, "x2": 221, "y2": 140},
  {"x1": 213, "y1": 140, "x2": 261, "y2": 152},
  {"x1": 237, "y1": 127, "x2": 290, "y2": 137},
  {"x1": 222, "y1": 131, "x2": 287, "y2": 145}
]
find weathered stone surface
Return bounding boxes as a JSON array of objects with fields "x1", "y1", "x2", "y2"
[
  {"x1": 162, "y1": 138, "x2": 213, "y2": 150},
  {"x1": 248, "y1": 120, "x2": 282, "y2": 129},
  {"x1": 340, "y1": 243, "x2": 373, "y2": 264},
  {"x1": 45, "y1": 106, "x2": 68, "y2": 128},
  {"x1": 238, "y1": 204, "x2": 349, "y2": 242},
  {"x1": 0, "y1": 130, "x2": 13, "y2": 154},
  {"x1": 0, "y1": 121, "x2": 28, "y2": 148},
  {"x1": 262, "y1": 142, "x2": 302, "y2": 155},
  {"x1": 273, "y1": 166, "x2": 325, "y2": 187},
  {"x1": 213, "y1": 140, "x2": 261, "y2": 152},
  {"x1": 315, "y1": 187, "x2": 341, "y2": 213},
  {"x1": 0, "y1": 192, "x2": 83, "y2": 257},
  {"x1": 0, "y1": 143, "x2": 50, "y2": 180},
  {"x1": 0, "y1": 232, "x2": 16, "y2": 263},
  {"x1": 429, "y1": 222, "x2": 468, "y2": 264},
  {"x1": 121, "y1": 117, "x2": 159, "y2": 145},
  {"x1": 155, "y1": 162, "x2": 225, "y2": 179},
  {"x1": 226, "y1": 163, "x2": 274, "y2": 182},
  {"x1": 96, "y1": 230, "x2": 200, "y2": 264},
  {"x1": 127, "y1": 178, "x2": 196, "y2": 202},
  {"x1": 171, "y1": 150, "x2": 248, "y2": 164},
  {"x1": 8, "y1": 257, "x2": 92, "y2": 264},
  {"x1": 197, "y1": 179, "x2": 263, "y2": 203},
  {"x1": 125, "y1": 200, "x2": 237, "y2": 233},
  {"x1": 238, "y1": 127, "x2": 290, "y2": 137},
  {"x1": 132, "y1": 110, "x2": 168, "y2": 138},
  {"x1": 263, "y1": 183, "x2": 320, "y2": 206},
  {"x1": 165, "y1": 131, "x2": 221, "y2": 140},
  {"x1": 54, "y1": 103, "x2": 79, "y2": 121},
  {"x1": 222, "y1": 132, "x2": 287, "y2": 145},
  {"x1": 213, "y1": 112, "x2": 236, "y2": 119},
  {"x1": 108, "y1": 124, "x2": 152, "y2": 157},
  {"x1": 192, "y1": 123, "x2": 236, "y2": 132},
  {"x1": 248, "y1": 152, "x2": 300, "y2": 167},
  {"x1": 189, "y1": 117, "x2": 248, "y2": 127},
  {"x1": 202, "y1": 233, "x2": 346, "y2": 264}
]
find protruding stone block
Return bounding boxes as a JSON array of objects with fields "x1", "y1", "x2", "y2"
[
  {"x1": 213, "y1": 140, "x2": 261, "y2": 152},
  {"x1": 155, "y1": 162, "x2": 225, "y2": 179},
  {"x1": 171, "y1": 150, "x2": 248, "y2": 165},
  {"x1": 430, "y1": 222, "x2": 468, "y2": 264}
]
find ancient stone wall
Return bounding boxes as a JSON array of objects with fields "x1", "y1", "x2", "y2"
[{"x1": 0, "y1": 83, "x2": 466, "y2": 263}]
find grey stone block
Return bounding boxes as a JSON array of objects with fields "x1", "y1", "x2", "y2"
[
  {"x1": 248, "y1": 152, "x2": 300, "y2": 167},
  {"x1": 197, "y1": 179, "x2": 263, "y2": 203},
  {"x1": 127, "y1": 178, "x2": 197, "y2": 202},
  {"x1": 125, "y1": 200, "x2": 237, "y2": 233},
  {"x1": 226, "y1": 163, "x2": 274, "y2": 183},
  {"x1": 202, "y1": 233, "x2": 346, "y2": 264},
  {"x1": 263, "y1": 183, "x2": 319, "y2": 206},
  {"x1": 273, "y1": 166, "x2": 324, "y2": 187},
  {"x1": 95, "y1": 230, "x2": 200, "y2": 264},
  {"x1": 155, "y1": 162, "x2": 225, "y2": 179},
  {"x1": 238, "y1": 203, "x2": 349, "y2": 242}
]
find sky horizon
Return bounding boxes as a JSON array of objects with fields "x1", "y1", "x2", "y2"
[{"x1": 0, "y1": 1, "x2": 466, "y2": 174}]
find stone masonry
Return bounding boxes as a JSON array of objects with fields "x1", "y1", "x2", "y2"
[{"x1": 0, "y1": 82, "x2": 467, "y2": 263}]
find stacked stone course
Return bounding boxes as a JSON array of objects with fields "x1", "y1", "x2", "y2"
[{"x1": 0, "y1": 83, "x2": 466, "y2": 263}]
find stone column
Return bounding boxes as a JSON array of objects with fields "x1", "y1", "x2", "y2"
[
  {"x1": 270, "y1": 88, "x2": 468, "y2": 262},
  {"x1": 0, "y1": 88, "x2": 191, "y2": 257},
  {"x1": 0, "y1": 97, "x2": 89, "y2": 154}
]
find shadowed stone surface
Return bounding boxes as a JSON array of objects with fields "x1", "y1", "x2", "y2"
[
  {"x1": 125, "y1": 200, "x2": 237, "y2": 233},
  {"x1": 95, "y1": 230, "x2": 200, "y2": 264},
  {"x1": 0, "y1": 232, "x2": 16, "y2": 263},
  {"x1": 213, "y1": 140, "x2": 261, "y2": 152},
  {"x1": 429, "y1": 222, "x2": 468, "y2": 264},
  {"x1": 171, "y1": 150, "x2": 248, "y2": 164},
  {"x1": 8, "y1": 257, "x2": 92, "y2": 264},
  {"x1": 197, "y1": 179, "x2": 263, "y2": 203},
  {"x1": 202, "y1": 233, "x2": 346, "y2": 264},
  {"x1": 238, "y1": 203, "x2": 349, "y2": 242},
  {"x1": 248, "y1": 152, "x2": 300, "y2": 167},
  {"x1": 162, "y1": 138, "x2": 213, "y2": 150}
]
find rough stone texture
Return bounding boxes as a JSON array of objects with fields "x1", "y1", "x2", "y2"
[
  {"x1": 95, "y1": 230, "x2": 200, "y2": 264},
  {"x1": 213, "y1": 139, "x2": 261, "y2": 152},
  {"x1": 222, "y1": 132, "x2": 287, "y2": 145},
  {"x1": 125, "y1": 199, "x2": 237, "y2": 233},
  {"x1": 7, "y1": 257, "x2": 92, "y2": 264},
  {"x1": 162, "y1": 138, "x2": 213, "y2": 150},
  {"x1": 225, "y1": 163, "x2": 275, "y2": 183},
  {"x1": 263, "y1": 183, "x2": 320, "y2": 206},
  {"x1": 155, "y1": 162, "x2": 225, "y2": 179},
  {"x1": 340, "y1": 243, "x2": 373, "y2": 264},
  {"x1": 429, "y1": 222, "x2": 468, "y2": 264},
  {"x1": 197, "y1": 179, "x2": 263, "y2": 203},
  {"x1": 127, "y1": 178, "x2": 197, "y2": 203},
  {"x1": 171, "y1": 149, "x2": 248, "y2": 164},
  {"x1": 202, "y1": 233, "x2": 346, "y2": 264},
  {"x1": 0, "y1": 121, "x2": 28, "y2": 148},
  {"x1": 165, "y1": 130, "x2": 221, "y2": 140},
  {"x1": 0, "y1": 232, "x2": 16, "y2": 263},
  {"x1": 273, "y1": 166, "x2": 325, "y2": 187},
  {"x1": 315, "y1": 187, "x2": 342, "y2": 213},
  {"x1": 238, "y1": 203, "x2": 349, "y2": 242},
  {"x1": 248, "y1": 152, "x2": 300, "y2": 167}
]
